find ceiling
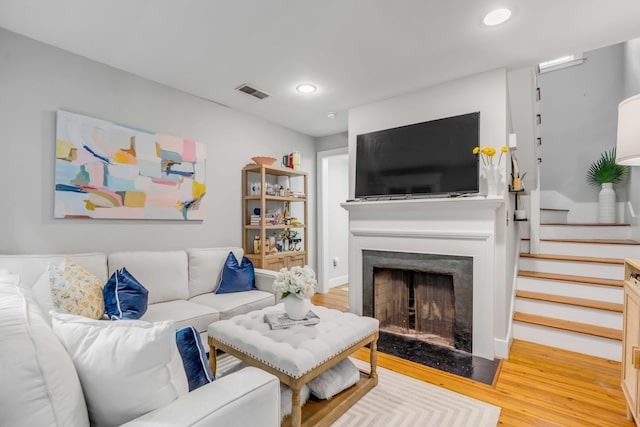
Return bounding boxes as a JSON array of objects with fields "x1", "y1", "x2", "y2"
[{"x1": 2, "y1": 1, "x2": 640, "y2": 138}]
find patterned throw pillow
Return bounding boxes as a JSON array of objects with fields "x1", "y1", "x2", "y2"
[{"x1": 50, "y1": 257, "x2": 105, "y2": 320}]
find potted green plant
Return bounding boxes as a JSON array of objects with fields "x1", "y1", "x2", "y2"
[{"x1": 587, "y1": 148, "x2": 629, "y2": 223}]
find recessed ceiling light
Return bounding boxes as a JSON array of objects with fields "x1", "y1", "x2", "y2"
[
  {"x1": 483, "y1": 8, "x2": 511, "y2": 26},
  {"x1": 327, "y1": 112, "x2": 336, "y2": 119},
  {"x1": 296, "y1": 84, "x2": 317, "y2": 94}
]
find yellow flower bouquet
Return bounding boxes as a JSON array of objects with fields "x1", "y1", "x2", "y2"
[{"x1": 473, "y1": 146, "x2": 508, "y2": 166}]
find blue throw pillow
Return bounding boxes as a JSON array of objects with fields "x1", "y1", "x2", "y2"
[
  {"x1": 176, "y1": 326, "x2": 215, "y2": 391},
  {"x1": 103, "y1": 267, "x2": 149, "y2": 320},
  {"x1": 216, "y1": 252, "x2": 257, "y2": 294},
  {"x1": 216, "y1": 252, "x2": 258, "y2": 294}
]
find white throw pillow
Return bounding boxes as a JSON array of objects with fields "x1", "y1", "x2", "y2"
[
  {"x1": 0, "y1": 284, "x2": 90, "y2": 427},
  {"x1": 51, "y1": 313, "x2": 188, "y2": 427},
  {"x1": 31, "y1": 268, "x2": 55, "y2": 321},
  {"x1": 307, "y1": 358, "x2": 360, "y2": 400}
]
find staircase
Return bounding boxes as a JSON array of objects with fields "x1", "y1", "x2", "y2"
[{"x1": 513, "y1": 223, "x2": 640, "y2": 361}]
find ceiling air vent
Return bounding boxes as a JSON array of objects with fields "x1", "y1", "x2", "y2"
[{"x1": 235, "y1": 84, "x2": 271, "y2": 100}]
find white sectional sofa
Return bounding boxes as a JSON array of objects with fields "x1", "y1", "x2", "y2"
[
  {"x1": 0, "y1": 247, "x2": 280, "y2": 345},
  {"x1": 0, "y1": 247, "x2": 283, "y2": 426},
  {"x1": 0, "y1": 278, "x2": 281, "y2": 427}
]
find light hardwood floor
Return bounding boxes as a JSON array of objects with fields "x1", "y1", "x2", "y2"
[{"x1": 312, "y1": 287, "x2": 633, "y2": 426}]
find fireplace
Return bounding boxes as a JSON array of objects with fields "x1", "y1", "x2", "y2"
[
  {"x1": 342, "y1": 196, "x2": 507, "y2": 361},
  {"x1": 363, "y1": 250, "x2": 473, "y2": 353}
]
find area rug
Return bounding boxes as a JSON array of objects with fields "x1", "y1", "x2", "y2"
[{"x1": 216, "y1": 354, "x2": 501, "y2": 427}]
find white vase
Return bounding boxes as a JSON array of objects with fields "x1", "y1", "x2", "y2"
[
  {"x1": 284, "y1": 295, "x2": 311, "y2": 320},
  {"x1": 484, "y1": 165, "x2": 500, "y2": 197},
  {"x1": 598, "y1": 182, "x2": 616, "y2": 224}
]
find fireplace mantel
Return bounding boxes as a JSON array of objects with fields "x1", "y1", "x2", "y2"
[
  {"x1": 341, "y1": 195, "x2": 504, "y2": 214},
  {"x1": 342, "y1": 195, "x2": 506, "y2": 360}
]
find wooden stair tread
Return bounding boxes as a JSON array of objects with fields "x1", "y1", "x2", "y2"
[
  {"x1": 540, "y1": 223, "x2": 630, "y2": 226},
  {"x1": 516, "y1": 290, "x2": 623, "y2": 313},
  {"x1": 517, "y1": 270, "x2": 623, "y2": 287},
  {"x1": 521, "y1": 238, "x2": 640, "y2": 245},
  {"x1": 513, "y1": 312, "x2": 622, "y2": 341},
  {"x1": 520, "y1": 253, "x2": 623, "y2": 265}
]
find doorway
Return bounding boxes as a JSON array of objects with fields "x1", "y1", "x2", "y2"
[{"x1": 317, "y1": 147, "x2": 349, "y2": 294}]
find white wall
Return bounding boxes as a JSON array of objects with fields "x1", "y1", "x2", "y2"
[
  {"x1": 0, "y1": 29, "x2": 316, "y2": 268},
  {"x1": 538, "y1": 44, "x2": 626, "y2": 205},
  {"x1": 348, "y1": 68, "x2": 515, "y2": 358},
  {"x1": 326, "y1": 154, "x2": 349, "y2": 287},
  {"x1": 507, "y1": 67, "x2": 537, "y2": 194}
]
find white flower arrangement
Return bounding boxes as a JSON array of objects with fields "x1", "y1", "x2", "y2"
[{"x1": 273, "y1": 265, "x2": 317, "y2": 300}]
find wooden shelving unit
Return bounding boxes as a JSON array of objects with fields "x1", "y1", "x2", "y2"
[{"x1": 242, "y1": 164, "x2": 307, "y2": 271}]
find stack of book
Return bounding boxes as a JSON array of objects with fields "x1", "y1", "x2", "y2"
[
  {"x1": 264, "y1": 311, "x2": 320, "y2": 330},
  {"x1": 289, "y1": 191, "x2": 306, "y2": 199},
  {"x1": 250, "y1": 214, "x2": 275, "y2": 225}
]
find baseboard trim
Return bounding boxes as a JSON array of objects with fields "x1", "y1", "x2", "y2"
[
  {"x1": 329, "y1": 275, "x2": 348, "y2": 288},
  {"x1": 494, "y1": 336, "x2": 512, "y2": 359}
]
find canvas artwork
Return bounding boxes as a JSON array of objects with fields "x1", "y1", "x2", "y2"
[{"x1": 55, "y1": 111, "x2": 206, "y2": 220}]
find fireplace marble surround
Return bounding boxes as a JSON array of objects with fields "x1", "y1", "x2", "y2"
[{"x1": 342, "y1": 196, "x2": 507, "y2": 360}]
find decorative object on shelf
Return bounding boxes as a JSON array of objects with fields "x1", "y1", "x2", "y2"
[
  {"x1": 587, "y1": 148, "x2": 629, "y2": 223},
  {"x1": 473, "y1": 145, "x2": 508, "y2": 197},
  {"x1": 273, "y1": 265, "x2": 316, "y2": 320},
  {"x1": 251, "y1": 156, "x2": 277, "y2": 166},
  {"x1": 282, "y1": 152, "x2": 301, "y2": 170},
  {"x1": 291, "y1": 151, "x2": 301, "y2": 170},
  {"x1": 55, "y1": 111, "x2": 207, "y2": 220},
  {"x1": 253, "y1": 236, "x2": 261, "y2": 255}
]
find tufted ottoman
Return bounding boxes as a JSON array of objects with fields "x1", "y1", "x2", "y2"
[{"x1": 208, "y1": 304, "x2": 379, "y2": 427}]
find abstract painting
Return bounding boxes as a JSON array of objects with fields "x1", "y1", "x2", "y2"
[{"x1": 55, "y1": 111, "x2": 206, "y2": 220}]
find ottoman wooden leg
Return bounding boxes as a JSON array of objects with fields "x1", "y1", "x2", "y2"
[
  {"x1": 370, "y1": 338, "x2": 378, "y2": 384},
  {"x1": 207, "y1": 337, "x2": 217, "y2": 377},
  {"x1": 291, "y1": 384, "x2": 302, "y2": 427}
]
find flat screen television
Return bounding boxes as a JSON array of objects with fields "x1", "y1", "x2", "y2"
[{"x1": 355, "y1": 112, "x2": 480, "y2": 199}]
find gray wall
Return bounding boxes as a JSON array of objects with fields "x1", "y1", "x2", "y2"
[
  {"x1": 624, "y1": 38, "x2": 640, "y2": 97},
  {"x1": 623, "y1": 38, "x2": 640, "y2": 224},
  {"x1": 0, "y1": 29, "x2": 316, "y2": 266},
  {"x1": 539, "y1": 44, "x2": 626, "y2": 202},
  {"x1": 316, "y1": 132, "x2": 348, "y2": 151}
]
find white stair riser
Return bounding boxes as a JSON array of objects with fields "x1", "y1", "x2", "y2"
[
  {"x1": 541, "y1": 210, "x2": 569, "y2": 224},
  {"x1": 519, "y1": 240, "x2": 640, "y2": 258},
  {"x1": 519, "y1": 258, "x2": 623, "y2": 281},
  {"x1": 512, "y1": 322, "x2": 621, "y2": 361},
  {"x1": 540, "y1": 225, "x2": 631, "y2": 240},
  {"x1": 517, "y1": 277, "x2": 623, "y2": 303},
  {"x1": 514, "y1": 299, "x2": 622, "y2": 329},
  {"x1": 537, "y1": 241, "x2": 640, "y2": 259}
]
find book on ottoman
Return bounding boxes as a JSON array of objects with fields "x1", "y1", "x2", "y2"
[{"x1": 264, "y1": 311, "x2": 320, "y2": 330}]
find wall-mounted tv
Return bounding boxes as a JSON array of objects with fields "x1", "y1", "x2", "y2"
[{"x1": 355, "y1": 112, "x2": 480, "y2": 199}]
